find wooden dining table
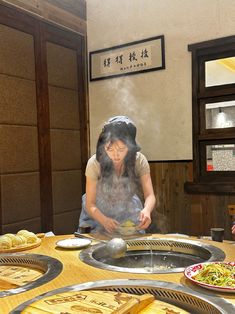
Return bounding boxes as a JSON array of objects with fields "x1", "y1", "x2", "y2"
[{"x1": 1, "y1": 234, "x2": 235, "y2": 313}]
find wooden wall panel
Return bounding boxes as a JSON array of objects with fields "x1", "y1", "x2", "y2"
[
  {"x1": 46, "y1": 34, "x2": 85, "y2": 234},
  {"x1": 0, "y1": 75, "x2": 37, "y2": 125},
  {"x1": 1, "y1": 126, "x2": 39, "y2": 173},
  {"x1": 0, "y1": 14, "x2": 42, "y2": 234},
  {"x1": 190, "y1": 199, "x2": 203, "y2": 236},
  {"x1": 0, "y1": 2, "x2": 88, "y2": 235},
  {"x1": 49, "y1": 86, "x2": 79, "y2": 129},
  {"x1": 0, "y1": 24, "x2": 35, "y2": 78},
  {"x1": 46, "y1": 42, "x2": 78, "y2": 89},
  {"x1": 1, "y1": 173, "x2": 41, "y2": 225},
  {"x1": 150, "y1": 161, "x2": 191, "y2": 235},
  {"x1": 150, "y1": 161, "x2": 235, "y2": 240},
  {"x1": 50, "y1": 130, "x2": 81, "y2": 170},
  {"x1": 52, "y1": 170, "x2": 82, "y2": 214},
  {"x1": 53, "y1": 210, "x2": 79, "y2": 235},
  {"x1": 2, "y1": 218, "x2": 42, "y2": 234}
]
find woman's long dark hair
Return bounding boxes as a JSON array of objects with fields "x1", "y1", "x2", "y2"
[{"x1": 96, "y1": 117, "x2": 141, "y2": 195}]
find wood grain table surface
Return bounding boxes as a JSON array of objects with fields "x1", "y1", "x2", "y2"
[{"x1": 1, "y1": 234, "x2": 235, "y2": 313}]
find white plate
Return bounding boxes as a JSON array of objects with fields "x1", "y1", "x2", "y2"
[
  {"x1": 184, "y1": 262, "x2": 235, "y2": 293},
  {"x1": 56, "y1": 238, "x2": 91, "y2": 249}
]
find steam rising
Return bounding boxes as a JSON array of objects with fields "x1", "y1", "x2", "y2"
[{"x1": 101, "y1": 78, "x2": 149, "y2": 132}]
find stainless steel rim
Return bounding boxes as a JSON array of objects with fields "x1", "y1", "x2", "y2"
[
  {"x1": 79, "y1": 238, "x2": 225, "y2": 273},
  {"x1": 10, "y1": 279, "x2": 235, "y2": 314},
  {"x1": 0, "y1": 253, "x2": 63, "y2": 297}
]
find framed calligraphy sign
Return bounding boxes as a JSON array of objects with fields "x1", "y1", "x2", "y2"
[{"x1": 89, "y1": 35, "x2": 165, "y2": 81}]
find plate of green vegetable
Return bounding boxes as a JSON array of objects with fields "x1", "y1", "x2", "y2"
[{"x1": 184, "y1": 262, "x2": 235, "y2": 293}]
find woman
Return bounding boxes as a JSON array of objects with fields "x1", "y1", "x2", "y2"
[{"x1": 79, "y1": 116, "x2": 156, "y2": 234}]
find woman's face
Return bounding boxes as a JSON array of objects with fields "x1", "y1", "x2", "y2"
[{"x1": 104, "y1": 140, "x2": 128, "y2": 166}]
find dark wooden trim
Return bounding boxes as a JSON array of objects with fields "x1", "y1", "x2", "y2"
[
  {"x1": 185, "y1": 181, "x2": 235, "y2": 194},
  {"x1": 188, "y1": 35, "x2": 235, "y2": 51},
  {"x1": 191, "y1": 50, "x2": 200, "y2": 181},
  {"x1": 77, "y1": 35, "x2": 89, "y2": 193},
  {"x1": 148, "y1": 160, "x2": 192, "y2": 163},
  {"x1": 187, "y1": 36, "x2": 235, "y2": 194},
  {"x1": 42, "y1": 20, "x2": 82, "y2": 49},
  {"x1": 198, "y1": 130, "x2": 235, "y2": 140},
  {"x1": 0, "y1": 1, "x2": 36, "y2": 33},
  {"x1": 199, "y1": 87, "x2": 235, "y2": 99},
  {"x1": 198, "y1": 48, "x2": 235, "y2": 97},
  {"x1": 35, "y1": 22, "x2": 54, "y2": 232},
  {"x1": 192, "y1": 43, "x2": 235, "y2": 58},
  {"x1": 0, "y1": 176, "x2": 2, "y2": 234}
]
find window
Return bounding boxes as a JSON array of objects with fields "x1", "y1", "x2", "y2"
[{"x1": 185, "y1": 36, "x2": 235, "y2": 194}]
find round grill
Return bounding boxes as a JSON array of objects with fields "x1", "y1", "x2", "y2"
[
  {"x1": 10, "y1": 279, "x2": 235, "y2": 314},
  {"x1": 80, "y1": 238, "x2": 225, "y2": 273},
  {"x1": 0, "y1": 253, "x2": 63, "y2": 297}
]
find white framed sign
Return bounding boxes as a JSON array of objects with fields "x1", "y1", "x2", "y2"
[{"x1": 89, "y1": 35, "x2": 165, "y2": 81}]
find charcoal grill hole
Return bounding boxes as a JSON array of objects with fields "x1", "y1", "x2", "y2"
[{"x1": 97, "y1": 251, "x2": 204, "y2": 269}]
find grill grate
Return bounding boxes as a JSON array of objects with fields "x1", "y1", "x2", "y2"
[
  {"x1": 0, "y1": 254, "x2": 63, "y2": 297},
  {"x1": 0, "y1": 256, "x2": 46, "y2": 272},
  {"x1": 102, "y1": 286, "x2": 221, "y2": 314},
  {"x1": 10, "y1": 280, "x2": 234, "y2": 314},
  {"x1": 80, "y1": 238, "x2": 225, "y2": 273},
  {"x1": 127, "y1": 239, "x2": 206, "y2": 251}
]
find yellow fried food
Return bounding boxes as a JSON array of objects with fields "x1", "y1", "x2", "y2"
[
  {"x1": 14, "y1": 235, "x2": 27, "y2": 245},
  {"x1": 121, "y1": 220, "x2": 135, "y2": 227},
  {"x1": 0, "y1": 230, "x2": 39, "y2": 250},
  {"x1": 17, "y1": 230, "x2": 38, "y2": 243},
  {"x1": 17, "y1": 230, "x2": 30, "y2": 236},
  {"x1": 118, "y1": 220, "x2": 137, "y2": 235},
  {"x1": 0, "y1": 235, "x2": 13, "y2": 249},
  {"x1": 23, "y1": 232, "x2": 38, "y2": 244},
  {"x1": 5, "y1": 233, "x2": 19, "y2": 246}
]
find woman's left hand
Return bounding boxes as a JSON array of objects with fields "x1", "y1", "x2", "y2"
[{"x1": 137, "y1": 210, "x2": 151, "y2": 230}]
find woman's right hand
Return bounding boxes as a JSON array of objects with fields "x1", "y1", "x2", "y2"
[{"x1": 103, "y1": 217, "x2": 119, "y2": 233}]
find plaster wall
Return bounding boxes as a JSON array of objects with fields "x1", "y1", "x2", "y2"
[{"x1": 87, "y1": 0, "x2": 235, "y2": 160}]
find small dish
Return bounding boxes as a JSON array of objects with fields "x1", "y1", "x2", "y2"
[
  {"x1": 117, "y1": 220, "x2": 138, "y2": 236},
  {"x1": 184, "y1": 262, "x2": 235, "y2": 293},
  {"x1": 117, "y1": 226, "x2": 137, "y2": 236},
  {"x1": 56, "y1": 238, "x2": 91, "y2": 249}
]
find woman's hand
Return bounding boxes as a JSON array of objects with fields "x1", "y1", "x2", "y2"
[
  {"x1": 139, "y1": 172, "x2": 155, "y2": 230},
  {"x1": 137, "y1": 209, "x2": 151, "y2": 230},
  {"x1": 103, "y1": 217, "x2": 119, "y2": 233}
]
